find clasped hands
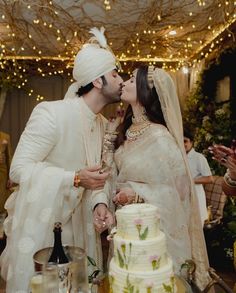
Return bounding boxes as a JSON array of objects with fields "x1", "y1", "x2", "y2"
[
  {"x1": 113, "y1": 187, "x2": 136, "y2": 206},
  {"x1": 93, "y1": 203, "x2": 114, "y2": 233},
  {"x1": 209, "y1": 142, "x2": 236, "y2": 180}
]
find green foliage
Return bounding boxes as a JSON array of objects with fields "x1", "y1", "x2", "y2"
[
  {"x1": 183, "y1": 47, "x2": 236, "y2": 175},
  {"x1": 223, "y1": 197, "x2": 236, "y2": 242},
  {"x1": 183, "y1": 47, "x2": 236, "y2": 266}
]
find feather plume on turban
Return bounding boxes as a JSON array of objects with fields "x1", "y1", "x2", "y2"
[{"x1": 64, "y1": 27, "x2": 118, "y2": 100}]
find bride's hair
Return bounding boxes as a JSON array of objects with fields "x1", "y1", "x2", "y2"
[{"x1": 116, "y1": 65, "x2": 166, "y2": 148}]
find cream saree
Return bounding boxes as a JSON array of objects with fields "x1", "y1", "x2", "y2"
[
  {"x1": 115, "y1": 124, "x2": 210, "y2": 290},
  {"x1": 115, "y1": 124, "x2": 192, "y2": 270}
]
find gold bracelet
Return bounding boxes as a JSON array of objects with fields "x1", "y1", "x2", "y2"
[
  {"x1": 132, "y1": 192, "x2": 144, "y2": 203},
  {"x1": 74, "y1": 170, "x2": 81, "y2": 188},
  {"x1": 224, "y1": 171, "x2": 236, "y2": 187}
]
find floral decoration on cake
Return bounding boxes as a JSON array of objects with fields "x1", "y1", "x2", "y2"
[
  {"x1": 149, "y1": 255, "x2": 161, "y2": 270},
  {"x1": 117, "y1": 242, "x2": 132, "y2": 269},
  {"x1": 134, "y1": 218, "x2": 149, "y2": 240},
  {"x1": 123, "y1": 275, "x2": 140, "y2": 293},
  {"x1": 162, "y1": 276, "x2": 175, "y2": 293}
]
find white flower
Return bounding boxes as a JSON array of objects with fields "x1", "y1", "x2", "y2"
[
  {"x1": 215, "y1": 108, "x2": 225, "y2": 117},
  {"x1": 202, "y1": 115, "x2": 210, "y2": 126},
  {"x1": 205, "y1": 133, "x2": 212, "y2": 141}
]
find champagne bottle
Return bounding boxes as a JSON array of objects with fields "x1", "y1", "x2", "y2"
[{"x1": 48, "y1": 222, "x2": 69, "y2": 264}]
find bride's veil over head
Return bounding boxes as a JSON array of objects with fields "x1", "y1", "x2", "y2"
[
  {"x1": 152, "y1": 68, "x2": 184, "y2": 155},
  {"x1": 150, "y1": 66, "x2": 211, "y2": 290}
]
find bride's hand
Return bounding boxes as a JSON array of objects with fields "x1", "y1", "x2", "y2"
[{"x1": 113, "y1": 188, "x2": 135, "y2": 206}]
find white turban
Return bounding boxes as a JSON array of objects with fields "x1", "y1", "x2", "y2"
[{"x1": 64, "y1": 27, "x2": 118, "y2": 100}]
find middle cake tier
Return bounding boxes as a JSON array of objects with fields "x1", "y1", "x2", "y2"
[{"x1": 113, "y1": 231, "x2": 168, "y2": 271}]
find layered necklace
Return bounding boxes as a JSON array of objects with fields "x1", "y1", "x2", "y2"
[{"x1": 126, "y1": 110, "x2": 151, "y2": 142}]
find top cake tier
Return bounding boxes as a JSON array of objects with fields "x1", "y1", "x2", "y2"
[{"x1": 116, "y1": 204, "x2": 160, "y2": 240}]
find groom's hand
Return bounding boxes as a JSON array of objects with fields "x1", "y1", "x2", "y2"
[
  {"x1": 78, "y1": 165, "x2": 110, "y2": 190},
  {"x1": 93, "y1": 203, "x2": 114, "y2": 233}
]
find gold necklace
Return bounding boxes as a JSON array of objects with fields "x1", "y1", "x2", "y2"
[{"x1": 126, "y1": 121, "x2": 151, "y2": 141}]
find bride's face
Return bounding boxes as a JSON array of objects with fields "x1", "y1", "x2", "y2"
[{"x1": 120, "y1": 70, "x2": 137, "y2": 105}]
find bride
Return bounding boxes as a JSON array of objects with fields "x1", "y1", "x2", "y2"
[{"x1": 111, "y1": 65, "x2": 210, "y2": 290}]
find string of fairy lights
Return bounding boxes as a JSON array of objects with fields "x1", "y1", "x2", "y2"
[{"x1": 0, "y1": 0, "x2": 235, "y2": 101}]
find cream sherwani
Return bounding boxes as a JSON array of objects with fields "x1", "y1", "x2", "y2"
[{"x1": 0, "y1": 97, "x2": 109, "y2": 292}]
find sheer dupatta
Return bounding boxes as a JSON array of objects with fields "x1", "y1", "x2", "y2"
[{"x1": 152, "y1": 68, "x2": 211, "y2": 290}]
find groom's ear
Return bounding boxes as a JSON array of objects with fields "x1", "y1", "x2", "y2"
[{"x1": 92, "y1": 77, "x2": 103, "y2": 89}]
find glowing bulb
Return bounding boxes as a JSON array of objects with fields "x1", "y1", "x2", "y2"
[{"x1": 182, "y1": 66, "x2": 189, "y2": 74}]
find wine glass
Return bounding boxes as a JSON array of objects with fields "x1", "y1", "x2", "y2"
[
  {"x1": 69, "y1": 249, "x2": 89, "y2": 293},
  {"x1": 43, "y1": 263, "x2": 59, "y2": 293},
  {"x1": 29, "y1": 271, "x2": 44, "y2": 293}
]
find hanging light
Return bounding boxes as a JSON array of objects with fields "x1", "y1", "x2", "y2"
[{"x1": 182, "y1": 66, "x2": 189, "y2": 74}]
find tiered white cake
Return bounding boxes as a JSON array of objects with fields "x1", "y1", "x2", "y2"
[{"x1": 109, "y1": 203, "x2": 176, "y2": 293}]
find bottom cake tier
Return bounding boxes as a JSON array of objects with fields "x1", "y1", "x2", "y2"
[{"x1": 109, "y1": 258, "x2": 176, "y2": 293}]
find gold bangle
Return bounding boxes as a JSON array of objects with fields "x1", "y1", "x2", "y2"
[
  {"x1": 132, "y1": 192, "x2": 144, "y2": 203},
  {"x1": 74, "y1": 170, "x2": 81, "y2": 188},
  {"x1": 224, "y1": 172, "x2": 236, "y2": 187}
]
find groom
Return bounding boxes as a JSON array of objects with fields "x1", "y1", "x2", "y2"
[{"x1": 1, "y1": 27, "x2": 123, "y2": 292}]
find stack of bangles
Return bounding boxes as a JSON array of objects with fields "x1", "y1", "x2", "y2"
[
  {"x1": 132, "y1": 193, "x2": 145, "y2": 204},
  {"x1": 223, "y1": 170, "x2": 236, "y2": 187}
]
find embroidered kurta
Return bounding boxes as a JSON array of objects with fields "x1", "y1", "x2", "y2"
[
  {"x1": 115, "y1": 125, "x2": 192, "y2": 272},
  {"x1": 0, "y1": 98, "x2": 109, "y2": 292}
]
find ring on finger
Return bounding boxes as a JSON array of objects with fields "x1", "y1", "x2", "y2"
[{"x1": 221, "y1": 154, "x2": 229, "y2": 161}]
